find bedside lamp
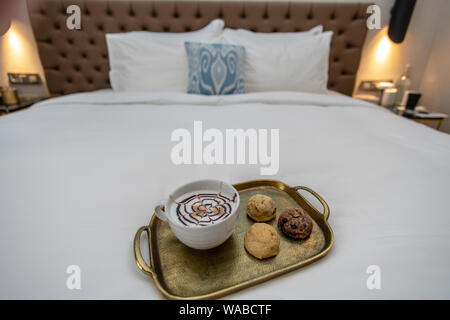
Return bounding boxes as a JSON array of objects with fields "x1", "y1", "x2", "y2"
[{"x1": 2, "y1": 87, "x2": 20, "y2": 106}]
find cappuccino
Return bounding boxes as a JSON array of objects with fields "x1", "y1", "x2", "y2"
[
  {"x1": 154, "y1": 179, "x2": 240, "y2": 249},
  {"x1": 170, "y1": 188, "x2": 238, "y2": 227}
]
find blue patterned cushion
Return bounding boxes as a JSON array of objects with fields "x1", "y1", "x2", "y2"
[{"x1": 184, "y1": 42, "x2": 246, "y2": 95}]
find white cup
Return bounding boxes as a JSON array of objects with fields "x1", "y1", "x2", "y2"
[
  {"x1": 381, "y1": 88, "x2": 398, "y2": 107},
  {"x1": 154, "y1": 179, "x2": 240, "y2": 250}
]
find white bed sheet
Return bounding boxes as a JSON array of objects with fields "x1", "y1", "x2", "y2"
[{"x1": 0, "y1": 90, "x2": 449, "y2": 299}]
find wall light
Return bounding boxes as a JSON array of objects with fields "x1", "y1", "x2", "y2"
[
  {"x1": 1, "y1": 22, "x2": 29, "y2": 77},
  {"x1": 8, "y1": 29, "x2": 22, "y2": 53},
  {"x1": 388, "y1": 0, "x2": 417, "y2": 44},
  {"x1": 375, "y1": 35, "x2": 392, "y2": 63}
]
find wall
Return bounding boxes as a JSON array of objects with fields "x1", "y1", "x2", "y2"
[
  {"x1": 2, "y1": 0, "x2": 391, "y2": 99},
  {"x1": 419, "y1": 0, "x2": 450, "y2": 133},
  {"x1": 0, "y1": 0, "x2": 449, "y2": 134},
  {"x1": 356, "y1": 0, "x2": 443, "y2": 91},
  {"x1": 0, "y1": 0, "x2": 48, "y2": 98}
]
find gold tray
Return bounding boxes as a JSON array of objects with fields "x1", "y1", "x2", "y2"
[{"x1": 134, "y1": 180, "x2": 334, "y2": 299}]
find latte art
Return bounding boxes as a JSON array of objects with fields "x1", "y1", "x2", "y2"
[{"x1": 171, "y1": 192, "x2": 238, "y2": 227}]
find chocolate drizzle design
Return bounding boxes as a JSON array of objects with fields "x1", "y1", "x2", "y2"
[{"x1": 170, "y1": 183, "x2": 237, "y2": 227}]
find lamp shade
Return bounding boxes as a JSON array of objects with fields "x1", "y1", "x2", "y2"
[{"x1": 388, "y1": 0, "x2": 417, "y2": 44}]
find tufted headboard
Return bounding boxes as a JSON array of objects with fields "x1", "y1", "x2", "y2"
[{"x1": 27, "y1": 0, "x2": 370, "y2": 97}]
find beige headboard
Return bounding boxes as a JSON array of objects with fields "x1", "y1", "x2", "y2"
[{"x1": 27, "y1": 1, "x2": 369, "y2": 96}]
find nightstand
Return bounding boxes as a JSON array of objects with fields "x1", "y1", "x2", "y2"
[
  {"x1": 393, "y1": 106, "x2": 448, "y2": 131},
  {"x1": 0, "y1": 98, "x2": 46, "y2": 117}
]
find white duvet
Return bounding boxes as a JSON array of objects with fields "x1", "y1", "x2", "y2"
[{"x1": 0, "y1": 90, "x2": 449, "y2": 299}]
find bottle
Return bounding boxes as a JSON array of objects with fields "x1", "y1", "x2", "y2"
[{"x1": 395, "y1": 64, "x2": 412, "y2": 106}]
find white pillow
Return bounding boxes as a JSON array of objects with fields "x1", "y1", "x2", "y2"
[
  {"x1": 222, "y1": 24, "x2": 323, "y2": 41},
  {"x1": 106, "y1": 19, "x2": 224, "y2": 92},
  {"x1": 221, "y1": 29, "x2": 332, "y2": 94}
]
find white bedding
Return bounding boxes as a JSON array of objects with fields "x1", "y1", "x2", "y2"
[{"x1": 1, "y1": 90, "x2": 449, "y2": 299}]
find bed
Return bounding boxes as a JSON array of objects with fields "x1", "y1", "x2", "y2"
[{"x1": 0, "y1": 1, "x2": 449, "y2": 299}]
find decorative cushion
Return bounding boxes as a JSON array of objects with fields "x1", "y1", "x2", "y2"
[{"x1": 184, "y1": 42, "x2": 246, "y2": 95}]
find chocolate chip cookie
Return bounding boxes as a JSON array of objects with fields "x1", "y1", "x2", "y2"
[{"x1": 278, "y1": 208, "x2": 313, "y2": 239}]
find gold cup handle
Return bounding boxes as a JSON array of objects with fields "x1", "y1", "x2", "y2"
[
  {"x1": 293, "y1": 186, "x2": 330, "y2": 221},
  {"x1": 133, "y1": 225, "x2": 155, "y2": 277}
]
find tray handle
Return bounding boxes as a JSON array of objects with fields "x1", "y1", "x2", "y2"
[
  {"x1": 293, "y1": 186, "x2": 330, "y2": 221},
  {"x1": 133, "y1": 225, "x2": 155, "y2": 277}
]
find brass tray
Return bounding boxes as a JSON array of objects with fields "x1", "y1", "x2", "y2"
[{"x1": 134, "y1": 180, "x2": 334, "y2": 299}]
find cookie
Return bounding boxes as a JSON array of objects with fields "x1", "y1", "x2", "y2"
[
  {"x1": 246, "y1": 194, "x2": 276, "y2": 222},
  {"x1": 244, "y1": 223, "x2": 280, "y2": 259},
  {"x1": 278, "y1": 208, "x2": 313, "y2": 239}
]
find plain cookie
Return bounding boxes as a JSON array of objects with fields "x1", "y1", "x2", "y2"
[
  {"x1": 244, "y1": 223, "x2": 280, "y2": 259},
  {"x1": 246, "y1": 194, "x2": 276, "y2": 222}
]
